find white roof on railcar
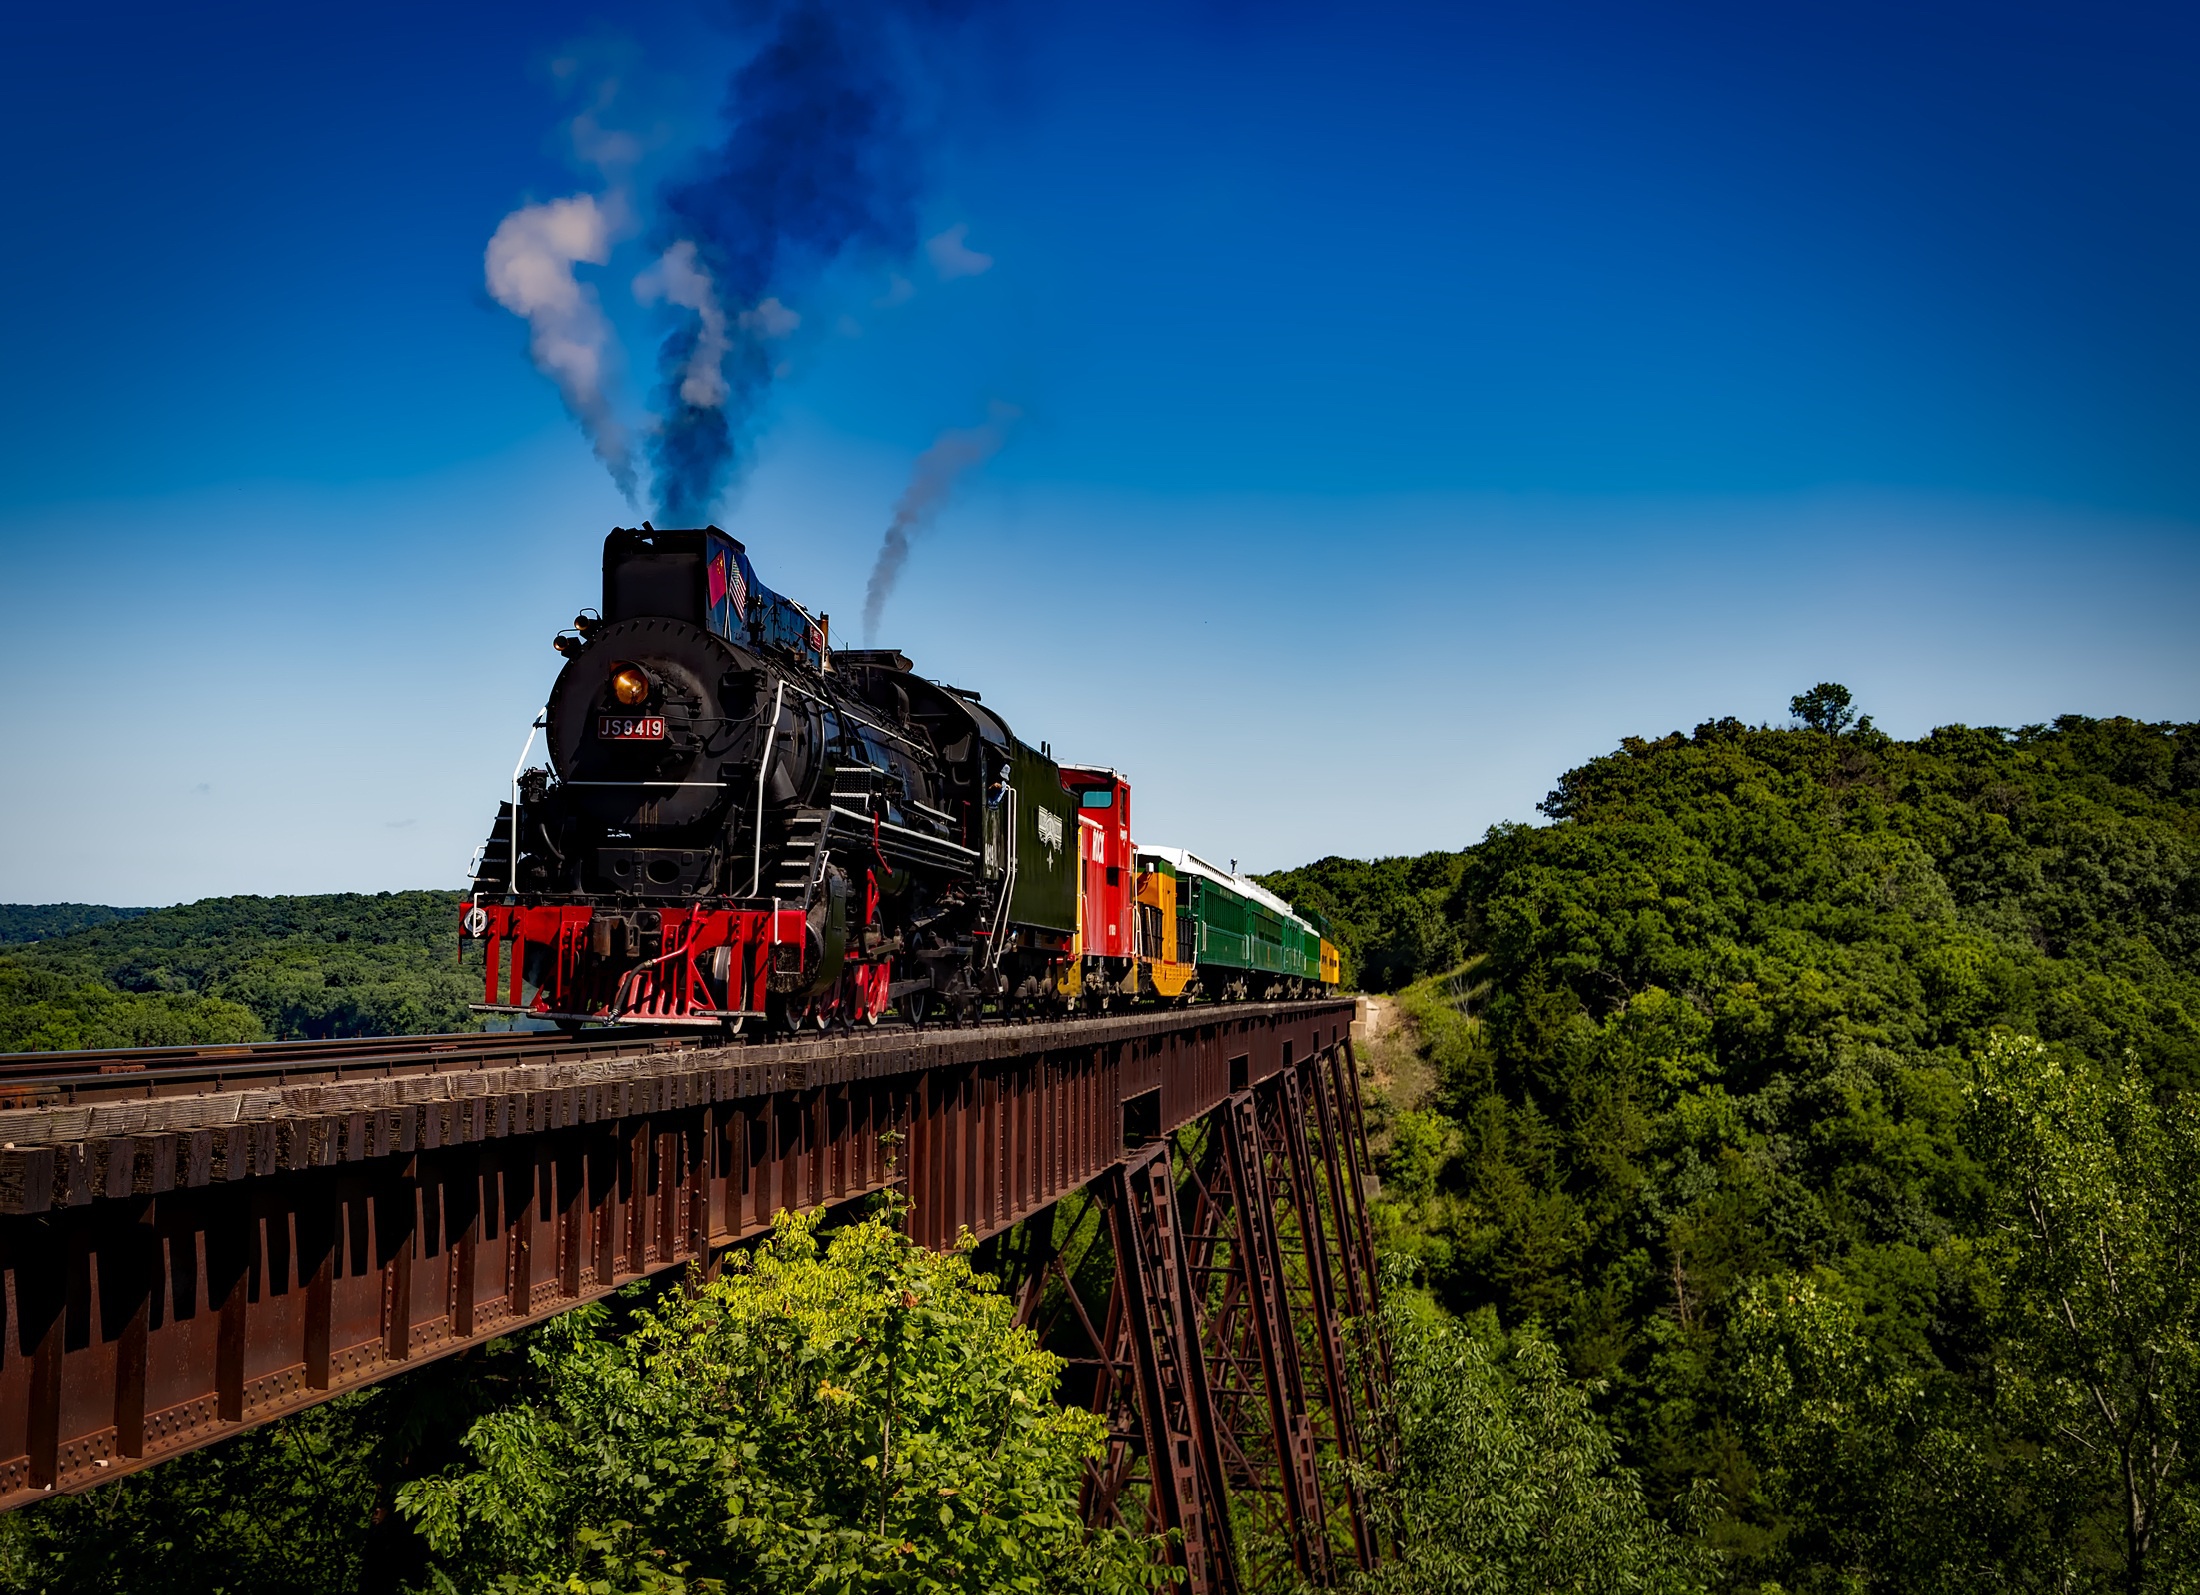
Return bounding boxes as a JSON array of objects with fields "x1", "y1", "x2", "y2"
[{"x1": 1136, "y1": 844, "x2": 1307, "y2": 926}]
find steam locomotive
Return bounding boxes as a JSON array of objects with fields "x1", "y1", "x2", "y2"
[{"x1": 463, "y1": 526, "x2": 1338, "y2": 1032}]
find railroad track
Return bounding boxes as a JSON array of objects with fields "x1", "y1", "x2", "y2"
[
  {"x1": 0, "y1": 992, "x2": 1348, "y2": 1109},
  {"x1": 0, "y1": 1028, "x2": 706, "y2": 1107}
]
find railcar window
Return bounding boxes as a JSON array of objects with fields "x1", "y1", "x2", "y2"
[{"x1": 1079, "y1": 789, "x2": 1115, "y2": 808}]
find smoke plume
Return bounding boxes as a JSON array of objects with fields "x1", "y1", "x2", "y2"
[
  {"x1": 648, "y1": 0, "x2": 956, "y2": 525},
  {"x1": 863, "y1": 402, "x2": 1020, "y2": 640},
  {"x1": 486, "y1": 5, "x2": 988, "y2": 522},
  {"x1": 633, "y1": 242, "x2": 730, "y2": 408},
  {"x1": 484, "y1": 194, "x2": 638, "y2": 501}
]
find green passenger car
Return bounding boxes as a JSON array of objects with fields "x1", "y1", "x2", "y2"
[{"x1": 1138, "y1": 845, "x2": 1325, "y2": 994}]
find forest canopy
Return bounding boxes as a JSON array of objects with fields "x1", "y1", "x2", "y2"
[
  {"x1": 1270, "y1": 706, "x2": 2200, "y2": 1589},
  {"x1": 0, "y1": 890, "x2": 481, "y2": 1047}
]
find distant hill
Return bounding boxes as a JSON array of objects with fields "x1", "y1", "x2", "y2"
[
  {"x1": 0, "y1": 902, "x2": 154, "y2": 945},
  {"x1": 1, "y1": 891, "x2": 482, "y2": 1047}
]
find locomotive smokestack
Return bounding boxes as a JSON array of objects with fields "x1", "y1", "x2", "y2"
[{"x1": 863, "y1": 402, "x2": 1019, "y2": 642}]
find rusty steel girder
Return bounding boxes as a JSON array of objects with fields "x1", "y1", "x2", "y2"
[
  {"x1": 0, "y1": 1002, "x2": 1358, "y2": 1525},
  {"x1": 1008, "y1": 1044, "x2": 1392, "y2": 1593}
]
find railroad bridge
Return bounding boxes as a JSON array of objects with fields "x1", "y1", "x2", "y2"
[{"x1": 0, "y1": 1000, "x2": 1384, "y2": 1592}]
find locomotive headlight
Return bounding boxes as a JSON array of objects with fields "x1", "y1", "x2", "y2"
[{"x1": 610, "y1": 665, "x2": 650, "y2": 706}]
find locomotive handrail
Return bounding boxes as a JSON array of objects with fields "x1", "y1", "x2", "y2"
[
  {"x1": 750, "y1": 679, "x2": 787, "y2": 895},
  {"x1": 778, "y1": 675, "x2": 932, "y2": 757},
  {"x1": 508, "y1": 708, "x2": 546, "y2": 896},
  {"x1": 986, "y1": 785, "x2": 1019, "y2": 969},
  {"x1": 827, "y1": 804, "x2": 979, "y2": 858}
]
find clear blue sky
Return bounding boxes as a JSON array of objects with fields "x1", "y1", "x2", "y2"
[{"x1": 2, "y1": 0, "x2": 2195, "y2": 904}]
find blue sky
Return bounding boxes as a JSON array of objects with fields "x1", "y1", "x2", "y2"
[{"x1": 2, "y1": 0, "x2": 2195, "y2": 904}]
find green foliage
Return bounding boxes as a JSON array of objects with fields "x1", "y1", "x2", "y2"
[
  {"x1": 0, "y1": 956, "x2": 263, "y2": 1051},
  {"x1": 1787, "y1": 684, "x2": 1871, "y2": 739},
  {"x1": 399, "y1": 1209, "x2": 1175, "y2": 1594},
  {"x1": 0, "y1": 904, "x2": 152, "y2": 945},
  {"x1": 1965, "y1": 1034, "x2": 2200, "y2": 1589},
  {"x1": 5, "y1": 892, "x2": 483, "y2": 1041},
  {"x1": 1330, "y1": 709, "x2": 2200, "y2": 1588},
  {"x1": 1726, "y1": 1271, "x2": 2060, "y2": 1589},
  {"x1": 1258, "y1": 853, "x2": 1467, "y2": 991},
  {"x1": 1351, "y1": 1290, "x2": 1713, "y2": 1595}
]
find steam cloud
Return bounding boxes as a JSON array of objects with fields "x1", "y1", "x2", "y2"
[
  {"x1": 648, "y1": 0, "x2": 956, "y2": 525},
  {"x1": 484, "y1": 194, "x2": 638, "y2": 501},
  {"x1": 487, "y1": 2, "x2": 989, "y2": 525},
  {"x1": 863, "y1": 403, "x2": 1020, "y2": 640},
  {"x1": 633, "y1": 242, "x2": 729, "y2": 407}
]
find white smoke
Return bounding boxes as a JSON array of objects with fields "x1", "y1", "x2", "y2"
[
  {"x1": 863, "y1": 402, "x2": 1021, "y2": 640},
  {"x1": 741, "y1": 296, "x2": 801, "y2": 339},
  {"x1": 484, "y1": 193, "x2": 637, "y2": 500},
  {"x1": 925, "y1": 222, "x2": 993, "y2": 280},
  {"x1": 634, "y1": 251, "x2": 804, "y2": 413},
  {"x1": 634, "y1": 241, "x2": 729, "y2": 408}
]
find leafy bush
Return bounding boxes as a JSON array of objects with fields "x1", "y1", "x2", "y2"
[
  {"x1": 1352, "y1": 1291, "x2": 1712, "y2": 1595},
  {"x1": 399, "y1": 1209, "x2": 1175, "y2": 1594}
]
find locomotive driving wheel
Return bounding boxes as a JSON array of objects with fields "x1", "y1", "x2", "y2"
[{"x1": 846, "y1": 961, "x2": 890, "y2": 1028}]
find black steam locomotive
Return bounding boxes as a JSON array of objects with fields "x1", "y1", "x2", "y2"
[{"x1": 465, "y1": 526, "x2": 1333, "y2": 1033}]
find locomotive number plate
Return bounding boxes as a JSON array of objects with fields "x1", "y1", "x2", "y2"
[{"x1": 598, "y1": 715, "x2": 667, "y2": 740}]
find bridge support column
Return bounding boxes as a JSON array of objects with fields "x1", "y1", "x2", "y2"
[{"x1": 1014, "y1": 1038, "x2": 1386, "y2": 1591}]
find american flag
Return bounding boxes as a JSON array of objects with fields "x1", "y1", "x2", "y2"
[{"x1": 710, "y1": 552, "x2": 749, "y2": 623}]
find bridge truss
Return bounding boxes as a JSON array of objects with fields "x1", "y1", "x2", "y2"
[{"x1": 0, "y1": 1001, "x2": 1384, "y2": 1590}]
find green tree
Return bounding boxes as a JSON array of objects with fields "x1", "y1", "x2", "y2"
[
  {"x1": 398, "y1": 1209, "x2": 1175, "y2": 1594},
  {"x1": 1728, "y1": 1271, "x2": 2074, "y2": 1591},
  {"x1": 10, "y1": 891, "x2": 485, "y2": 1040},
  {"x1": 1788, "y1": 683, "x2": 1864, "y2": 737},
  {"x1": 0, "y1": 957, "x2": 263, "y2": 1051},
  {"x1": 1350, "y1": 1292, "x2": 1711, "y2": 1595},
  {"x1": 1966, "y1": 1034, "x2": 2200, "y2": 1591}
]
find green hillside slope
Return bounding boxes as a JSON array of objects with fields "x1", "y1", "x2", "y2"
[
  {"x1": 0, "y1": 903, "x2": 153, "y2": 945},
  {"x1": 2, "y1": 891, "x2": 480, "y2": 1047},
  {"x1": 1268, "y1": 705, "x2": 2200, "y2": 1586}
]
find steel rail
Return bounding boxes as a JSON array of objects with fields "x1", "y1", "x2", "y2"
[
  {"x1": 0, "y1": 992, "x2": 1339, "y2": 1103},
  {"x1": 0, "y1": 1029, "x2": 700, "y2": 1105}
]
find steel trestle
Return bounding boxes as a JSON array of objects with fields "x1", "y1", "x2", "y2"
[{"x1": 0, "y1": 1000, "x2": 1384, "y2": 1591}]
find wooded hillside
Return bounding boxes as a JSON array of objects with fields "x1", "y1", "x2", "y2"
[
  {"x1": 0, "y1": 891, "x2": 480, "y2": 1049},
  {"x1": 1269, "y1": 702, "x2": 2200, "y2": 1588}
]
